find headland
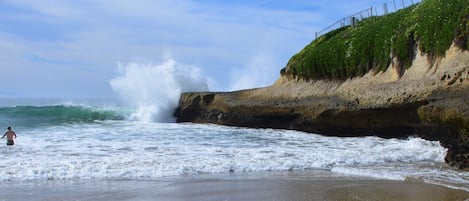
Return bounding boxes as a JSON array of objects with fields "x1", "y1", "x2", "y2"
[{"x1": 175, "y1": 0, "x2": 469, "y2": 169}]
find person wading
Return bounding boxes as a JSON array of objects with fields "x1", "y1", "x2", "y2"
[{"x1": 2, "y1": 126, "x2": 17, "y2": 145}]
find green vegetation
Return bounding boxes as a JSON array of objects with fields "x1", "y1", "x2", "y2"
[{"x1": 286, "y1": 0, "x2": 469, "y2": 80}]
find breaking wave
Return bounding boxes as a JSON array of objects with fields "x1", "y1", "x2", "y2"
[
  {"x1": 0, "y1": 105, "x2": 125, "y2": 127},
  {"x1": 109, "y1": 58, "x2": 209, "y2": 122}
]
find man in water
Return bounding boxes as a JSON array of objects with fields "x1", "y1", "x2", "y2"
[{"x1": 2, "y1": 126, "x2": 17, "y2": 145}]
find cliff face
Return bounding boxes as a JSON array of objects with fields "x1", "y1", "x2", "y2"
[{"x1": 175, "y1": 45, "x2": 469, "y2": 169}]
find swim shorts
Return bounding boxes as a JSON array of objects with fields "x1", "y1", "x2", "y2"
[{"x1": 6, "y1": 140, "x2": 14, "y2": 145}]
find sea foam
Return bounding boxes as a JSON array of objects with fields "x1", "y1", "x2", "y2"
[
  {"x1": 0, "y1": 123, "x2": 455, "y2": 182},
  {"x1": 109, "y1": 58, "x2": 209, "y2": 122}
]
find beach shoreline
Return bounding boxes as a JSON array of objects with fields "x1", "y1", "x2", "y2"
[{"x1": 2, "y1": 170, "x2": 468, "y2": 201}]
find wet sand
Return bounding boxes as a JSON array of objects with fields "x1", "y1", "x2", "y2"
[{"x1": 1, "y1": 170, "x2": 468, "y2": 201}]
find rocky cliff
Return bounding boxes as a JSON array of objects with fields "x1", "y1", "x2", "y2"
[{"x1": 175, "y1": 45, "x2": 469, "y2": 169}]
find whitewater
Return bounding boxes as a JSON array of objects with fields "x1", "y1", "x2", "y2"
[
  {"x1": 0, "y1": 59, "x2": 468, "y2": 192},
  {"x1": 0, "y1": 114, "x2": 468, "y2": 190}
]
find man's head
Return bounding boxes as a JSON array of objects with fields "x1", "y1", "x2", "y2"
[{"x1": 7, "y1": 126, "x2": 11, "y2": 131}]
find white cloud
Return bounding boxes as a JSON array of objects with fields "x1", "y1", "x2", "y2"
[
  {"x1": 1, "y1": 0, "x2": 374, "y2": 97},
  {"x1": 229, "y1": 51, "x2": 279, "y2": 91}
]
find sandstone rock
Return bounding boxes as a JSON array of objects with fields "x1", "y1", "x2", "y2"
[{"x1": 175, "y1": 45, "x2": 469, "y2": 169}]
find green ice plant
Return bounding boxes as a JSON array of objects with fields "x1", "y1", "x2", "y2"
[{"x1": 286, "y1": 0, "x2": 468, "y2": 80}]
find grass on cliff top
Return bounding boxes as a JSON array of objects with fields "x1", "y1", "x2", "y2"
[{"x1": 286, "y1": 0, "x2": 469, "y2": 80}]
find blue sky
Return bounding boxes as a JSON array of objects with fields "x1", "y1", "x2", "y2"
[{"x1": 0, "y1": 0, "x2": 420, "y2": 98}]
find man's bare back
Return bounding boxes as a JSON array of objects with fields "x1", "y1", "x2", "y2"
[
  {"x1": 4, "y1": 130, "x2": 16, "y2": 140},
  {"x1": 2, "y1": 127, "x2": 17, "y2": 145}
]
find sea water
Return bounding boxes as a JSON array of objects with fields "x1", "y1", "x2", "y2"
[
  {"x1": 0, "y1": 103, "x2": 468, "y2": 191},
  {"x1": 0, "y1": 61, "x2": 468, "y2": 192}
]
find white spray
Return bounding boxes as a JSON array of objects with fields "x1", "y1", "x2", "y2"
[{"x1": 109, "y1": 58, "x2": 209, "y2": 122}]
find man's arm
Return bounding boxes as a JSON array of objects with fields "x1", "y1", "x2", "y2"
[{"x1": 1, "y1": 133, "x2": 5, "y2": 138}]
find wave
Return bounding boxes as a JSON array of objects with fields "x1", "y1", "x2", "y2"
[
  {"x1": 109, "y1": 58, "x2": 209, "y2": 122},
  {"x1": 2, "y1": 123, "x2": 463, "y2": 191},
  {"x1": 0, "y1": 105, "x2": 126, "y2": 127}
]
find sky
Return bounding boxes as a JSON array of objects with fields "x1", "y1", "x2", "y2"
[{"x1": 0, "y1": 0, "x2": 421, "y2": 98}]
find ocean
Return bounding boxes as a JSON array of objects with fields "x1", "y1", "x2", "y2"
[{"x1": 0, "y1": 98, "x2": 468, "y2": 194}]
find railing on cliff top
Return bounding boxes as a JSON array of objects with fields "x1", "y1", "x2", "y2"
[{"x1": 315, "y1": 0, "x2": 422, "y2": 40}]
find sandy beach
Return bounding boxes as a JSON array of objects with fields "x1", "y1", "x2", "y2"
[{"x1": 1, "y1": 170, "x2": 468, "y2": 201}]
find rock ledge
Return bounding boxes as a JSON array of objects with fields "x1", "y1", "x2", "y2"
[{"x1": 175, "y1": 46, "x2": 469, "y2": 169}]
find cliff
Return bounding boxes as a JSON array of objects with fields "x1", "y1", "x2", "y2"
[
  {"x1": 175, "y1": 0, "x2": 469, "y2": 169},
  {"x1": 175, "y1": 45, "x2": 468, "y2": 168}
]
